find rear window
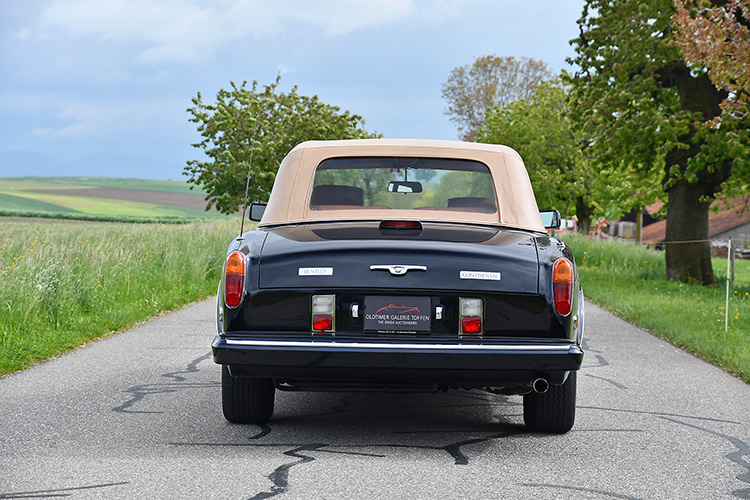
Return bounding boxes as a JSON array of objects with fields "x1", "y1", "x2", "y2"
[{"x1": 310, "y1": 157, "x2": 497, "y2": 214}]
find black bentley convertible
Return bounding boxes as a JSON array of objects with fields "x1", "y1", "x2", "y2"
[{"x1": 212, "y1": 139, "x2": 584, "y2": 433}]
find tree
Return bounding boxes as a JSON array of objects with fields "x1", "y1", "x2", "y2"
[
  {"x1": 441, "y1": 55, "x2": 553, "y2": 141},
  {"x1": 569, "y1": 0, "x2": 750, "y2": 284},
  {"x1": 477, "y1": 80, "x2": 662, "y2": 235},
  {"x1": 185, "y1": 78, "x2": 376, "y2": 214},
  {"x1": 673, "y1": 0, "x2": 750, "y2": 120}
]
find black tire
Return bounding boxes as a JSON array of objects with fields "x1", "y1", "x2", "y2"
[
  {"x1": 221, "y1": 365, "x2": 275, "y2": 424},
  {"x1": 523, "y1": 371, "x2": 576, "y2": 433}
]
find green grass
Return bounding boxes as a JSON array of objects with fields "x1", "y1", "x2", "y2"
[
  {"x1": 0, "y1": 218, "x2": 240, "y2": 376},
  {"x1": 562, "y1": 233, "x2": 750, "y2": 383}
]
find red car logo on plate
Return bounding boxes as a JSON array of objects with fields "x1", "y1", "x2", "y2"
[{"x1": 375, "y1": 304, "x2": 422, "y2": 314}]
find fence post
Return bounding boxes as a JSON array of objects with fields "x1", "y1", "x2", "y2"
[
  {"x1": 730, "y1": 237, "x2": 735, "y2": 283},
  {"x1": 725, "y1": 238, "x2": 731, "y2": 333}
]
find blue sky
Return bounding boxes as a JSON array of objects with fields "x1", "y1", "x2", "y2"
[{"x1": 0, "y1": 0, "x2": 584, "y2": 179}]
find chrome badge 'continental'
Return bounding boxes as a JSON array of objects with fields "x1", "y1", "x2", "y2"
[
  {"x1": 299, "y1": 267, "x2": 333, "y2": 276},
  {"x1": 370, "y1": 265, "x2": 427, "y2": 276},
  {"x1": 460, "y1": 271, "x2": 501, "y2": 281}
]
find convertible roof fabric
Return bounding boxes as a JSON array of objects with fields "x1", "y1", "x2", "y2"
[{"x1": 258, "y1": 139, "x2": 545, "y2": 232}]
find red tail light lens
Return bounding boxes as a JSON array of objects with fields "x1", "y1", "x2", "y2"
[
  {"x1": 461, "y1": 317, "x2": 482, "y2": 334},
  {"x1": 552, "y1": 258, "x2": 573, "y2": 316},
  {"x1": 313, "y1": 314, "x2": 333, "y2": 332},
  {"x1": 224, "y1": 251, "x2": 245, "y2": 309}
]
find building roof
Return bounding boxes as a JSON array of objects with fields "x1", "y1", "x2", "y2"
[{"x1": 641, "y1": 197, "x2": 750, "y2": 244}]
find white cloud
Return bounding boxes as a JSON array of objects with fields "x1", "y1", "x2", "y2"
[{"x1": 33, "y1": 0, "x2": 465, "y2": 65}]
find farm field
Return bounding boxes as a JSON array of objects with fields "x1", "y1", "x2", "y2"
[{"x1": 0, "y1": 177, "x2": 224, "y2": 222}]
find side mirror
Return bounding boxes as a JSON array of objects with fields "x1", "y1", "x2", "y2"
[
  {"x1": 249, "y1": 202, "x2": 266, "y2": 222},
  {"x1": 387, "y1": 181, "x2": 423, "y2": 193},
  {"x1": 540, "y1": 210, "x2": 561, "y2": 229}
]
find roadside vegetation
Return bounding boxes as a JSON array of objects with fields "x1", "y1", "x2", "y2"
[
  {"x1": 563, "y1": 234, "x2": 750, "y2": 383},
  {"x1": 0, "y1": 218, "x2": 239, "y2": 376}
]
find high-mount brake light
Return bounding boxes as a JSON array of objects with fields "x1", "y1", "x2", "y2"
[
  {"x1": 379, "y1": 220, "x2": 422, "y2": 229},
  {"x1": 552, "y1": 258, "x2": 574, "y2": 316},
  {"x1": 459, "y1": 298, "x2": 483, "y2": 336},
  {"x1": 224, "y1": 251, "x2": 245, "y2": 309},
  {"x1": 311, "y1": 295, "x2": 335, "y2": 334}
]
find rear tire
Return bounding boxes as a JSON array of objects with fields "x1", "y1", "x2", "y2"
[
  {"x1": 523, "y1": 371, "x2": 576, "y2": 433},
  {"x1": 221, "y1": 365, "x2": 275, "y2": 424}
]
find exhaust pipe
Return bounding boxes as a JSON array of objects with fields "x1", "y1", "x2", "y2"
[{"x1": 532, "y1": 378, "x2": 550, "y2": 394}]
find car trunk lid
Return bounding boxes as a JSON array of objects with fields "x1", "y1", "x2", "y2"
[{"x1": 257, "y1": 222, "x2": 539, "y2": 293}]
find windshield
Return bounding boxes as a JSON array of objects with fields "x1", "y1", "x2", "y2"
[{"x1": 310, "y1": 157, "x2": 497, "y2": 214}]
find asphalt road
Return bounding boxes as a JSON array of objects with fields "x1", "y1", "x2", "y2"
[{"x1": 1, "y1": 299, "x2": 748, "y2": 500}]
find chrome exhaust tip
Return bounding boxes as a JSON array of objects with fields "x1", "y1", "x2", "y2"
[{"x1": 532, "y1": 378, "x2": 550, "y2": 394}]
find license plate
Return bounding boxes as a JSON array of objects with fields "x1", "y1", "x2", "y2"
[{"x1": 364, "y1": 296, "x2": 431, "y2": 333}]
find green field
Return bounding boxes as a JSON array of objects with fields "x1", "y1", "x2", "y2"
[
  {"x1": 38, "y1": 176, "x2": 206, "y2": 194},
  {"x1": 0, "y1": 177, "x2": 220, "y2": 223},
  {"x1": 562, "y1": 233, "x2": 750, "y2": 383}
]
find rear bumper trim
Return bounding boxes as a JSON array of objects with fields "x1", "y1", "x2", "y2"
[{"x1": 223, "y1": 338, "x2": 581, "y2": 354}]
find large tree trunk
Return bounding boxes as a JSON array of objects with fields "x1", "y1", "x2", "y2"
[
  {"x1": 574, "y1": 196, "x2": 592, "y2": 235},
  {"x1": 656, "y1": 61, "x2": 731, "y2": 285},
  {"x1": 664, "y1": 181, "x2": 714, "y2": 285}
]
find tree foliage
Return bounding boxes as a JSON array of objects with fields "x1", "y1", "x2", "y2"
[
  {"x1": 441, "y1": 55, "x2": 553, "y2": 141},
  {"x1": 478, "y1": 80, "x2": 662, "y2": 234},
  {"x1": 569, "y1": 0, "x2": 750, "y2": 284},
  {"x1": 185, "y1": 79, "x2": 376, "y2": 214},
  {"x1": 673, "y1": 0, "x2": 750, "y2": 120}
]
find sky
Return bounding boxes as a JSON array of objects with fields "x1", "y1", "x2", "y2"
[{"x1": 0, "y1": 0, "x2": 585, "y2": 180}]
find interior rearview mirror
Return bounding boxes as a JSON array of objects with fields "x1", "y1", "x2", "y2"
[{"x1": 387, "y1": 181, "x2": 423, "y2": 193}]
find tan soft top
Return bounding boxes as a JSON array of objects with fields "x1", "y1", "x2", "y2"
[{"x1": 259, "y1": 139, "x2": 545, "y2": 232}]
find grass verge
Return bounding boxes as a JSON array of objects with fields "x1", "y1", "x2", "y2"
[
  {"x1": 562, "y1": 233, "x2": 750, "y2": 383},
  {"x1": 0, "y1": 218, "x2": 240, "y2": 376}
]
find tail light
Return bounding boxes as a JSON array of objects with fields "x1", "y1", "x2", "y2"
[
  {"x1": 460, "y1": 298, "x2": 483, "y2": 336},
  {"x1": 312, "y1": 295, "x2": 335, "y2": 334},
  {"x1": 224, "y1": 251, "x2": 245, "y2": 308},
  {"x1": 552, "y1": 258, "x2": 573, "y2": 316}
]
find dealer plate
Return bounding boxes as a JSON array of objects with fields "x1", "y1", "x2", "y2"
[{"x1": 364, "y1": 296, "x2": 431, "y2": 333}]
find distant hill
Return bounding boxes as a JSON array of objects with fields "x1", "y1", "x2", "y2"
[{"x1": 0, "y1": 151, "x2": 186, "y2": 180}]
